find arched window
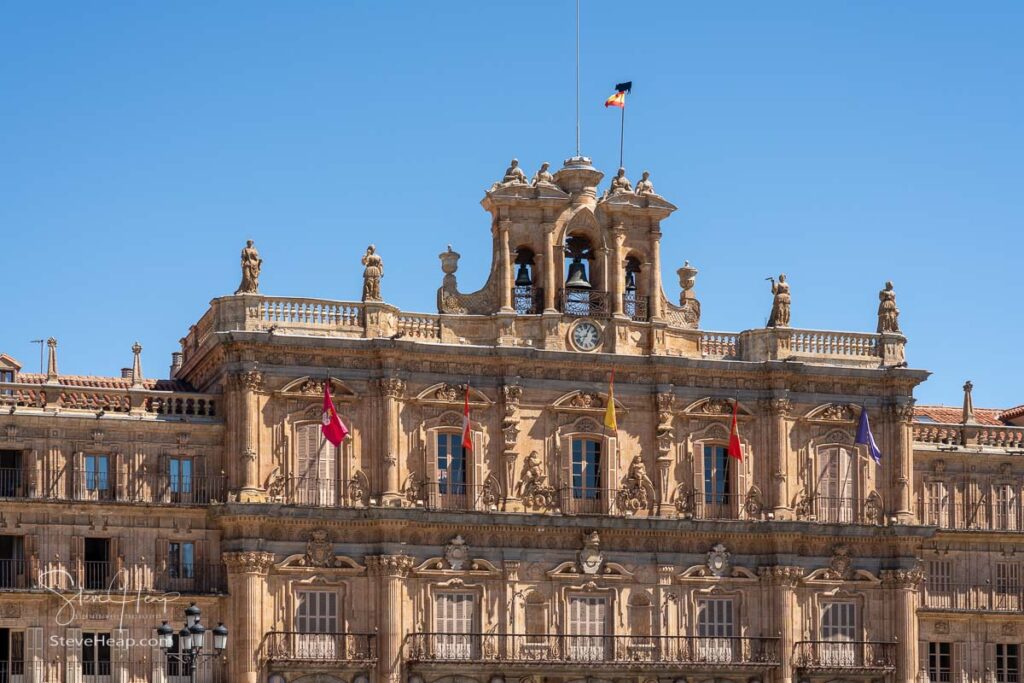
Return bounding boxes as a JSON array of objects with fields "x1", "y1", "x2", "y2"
[
  {"x1": 513, "y1": 248, "x2": 540, "y2": 314},
  {"x1": 294, "y1": 423, "x2": 339, "y2": 506},
  {"x1": 570, "y1": 438, "x2": 602, "y2": 513},
  {"x1": 816, "y1": 446, "x2": 855, "y2": 523},
  {"x1": 623, "y1": 256, "x2": 646, "y2": 321},
  {"x1": 563, "y1": 235, "x2": 604, "y2": 316}
]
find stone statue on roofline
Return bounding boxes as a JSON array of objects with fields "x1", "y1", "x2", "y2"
[
  {"x1": 877, "y1": 281, "x2": 900, "y2": 333},
  {"x1": 235, "y1": 240, "x2": 262, "y2": 295},
  {"x1": 635, "y1": 170, "x2": 655, "y2": 196},
  {"x1": 766, "y1": 274, "x2": 791, "y2": 328},
  {"x1": 531, "y1": 162, "x2": 555, "y2": 187},
  {"x1": 501, "y1": 158, "x2": 528, "y2": 186},
  {"x1": 361, "y1": 245, "x2": 384, "y2": 302},
  {"x1": 605, "y1": 167, "x2": 632, "y2": 197}
]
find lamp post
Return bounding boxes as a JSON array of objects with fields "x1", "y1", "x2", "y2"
[{"x1": 156, "y1": 602, "x2": 228, "y2": 683}]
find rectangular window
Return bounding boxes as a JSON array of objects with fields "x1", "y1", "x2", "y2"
[
  {"x1": 696, "y1": 598, "x2": 734, "y2": 662},
  {"x1": 295, "y1": 590, "x2": 339, "y2": 659},
  {"x1": 84, "y1": 538, "x2": 110, "y2": 590},
  {"x1": 820, "y1": 602, "x2": 857, "y2": 666},
  {"x1": 0, "y1": 628, "x2": 25, "y2": 679},
  {"x1": 0, "y1": 370, "x2": 12, "y2": 398},
  {"x1": 169, "y1": 457, "x2": 193, "y2": 495},
  {"x1": 926, "y1": 481, "x2": 949, "y2": 527},
  {"x1": 296, "y1": 424, "x2": 337, "y2": 506},
  {"x1": 437, "y1": 433, "x2": 467, "y2": 496},
  {"x1": 84, "y1": 455, "x2": 110, "y2": 498},
  {"x1": 0, "y1": 450, "x2": 21, "y2": 498},
  {"x1": 571, "y1": 439, "x2": 601, "y2": 499},
  {"x1": 168, "y1": 541, "x2": 195, "y2": 579},
  {"x1": 996, "y1": 563, "x2": 1021, "y2": 612},
  {"x1": 567, "y1": 595, "x2": 608, "y2": 662},
  {"x1": 997, "y1": 644, "x2": 1020, "y2": 683},
  {"x1": 817, "y1": 447, "x2": 855, "y2": 523},
  {"x1": 995, "y1": 485, "x2": 1019, "y2": 531},
  {"x1": 702, "y1": 445, "x2": 731, "y2": 516},
  {"x1": 434, "y1": 592, "x2": 475, "y2": 659},
  {"x1": 82, "y1": 632, "x2": 111, "y2": 679},
  {"x1": 0, "y1": 536, "x2": 25, "y2": 589},
  {"x1": 928, "y1": 642, "x2": 952, "y2": 683},
  {"x1": 927, "y1": 560, "x2": 953, "y2": 609}
]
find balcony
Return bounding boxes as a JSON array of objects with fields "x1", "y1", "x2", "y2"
[
  {"x1": 795, "y1": 495, "x2": 884, "y2": 526},
  {"x1": 512, "y1": 286, "x2": 544, "y2": 315},
  {"x1": 261, "y1": 632, "x2": 377, "y2": 669},
  {"x1": 793, "y1": 641, "x2": 896, "y2": 675},
  {"x1": 406, "y1": 634, "x2": 780, "y2": 673},
  {"x1": 0, "y1": 558, "x2": 29, "y2": 589},
  {"x1": 560, "y1": 289, "x2": 610, "y2": 318},
  {"x1": 0, "y1": 468, "x2": 226, "y2": 506},
  {"x1": 922, "y1": 583, "x2": 1024, "y2": 612},
  {"x1": 278, "y1": 476, "x2": 368, "y2": 508},
  {"x1": 918, "y1": 501, "x2": 1023, "y2": 531},
  {"x1": 0, "y1": 379, "x2": 218, "y2": 419},
  {"x1": 153, "y1": 563, "x2": 227, "y2": 594}
]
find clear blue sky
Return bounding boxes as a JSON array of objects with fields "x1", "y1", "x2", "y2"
[{"x1": 2, "y1": 2, "x2": 1021, "y2": 408}]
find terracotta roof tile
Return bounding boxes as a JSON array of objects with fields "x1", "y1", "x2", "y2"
[
  {"x1": 17, "y1": 373, "x2": 194, "y2": 392},
  {"x1": 1000, "y1": 404, "x2": 1024, "y2": 422},
  {"x1": 915, "y1": 405, "x2": 1005, "y2": 426}
]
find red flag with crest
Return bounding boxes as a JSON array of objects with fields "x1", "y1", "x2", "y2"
[{"x1": 322, "y1": 381, "x2": 349, "y2": 446}]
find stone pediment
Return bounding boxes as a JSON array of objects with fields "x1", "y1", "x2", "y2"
[
  {"x1": 804, "y1": 402, "x2": 861, "y2": 422},
  {"x1": 277, "y1": 376, "x2": 357, "y2": 401},
  {"x1": 804, "y1": 567, "x2": 880, "y2": 584},
  {"x1": 413, "y1": 382, "x2": 493, "y2": 406},
  {"x1": 547, "y1": 560, "x2": 634, "y2": 580},
  {"x1": 681, "y1": 397, "x2": 753, "y2": 417},
  {"x1": 551, "y1": 390, "x2": 626, "y2": 414},
  {"x1": 678, "y1": 565, "x2": 759, "y2": 580},
  {"x1": 412, "y1": 557, "x2": 501, "y2": 576},
  {"x1": 276, "y1": 554, "x2": 364, "y2": 575}
]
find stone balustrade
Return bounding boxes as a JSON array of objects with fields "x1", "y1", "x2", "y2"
[
  {"x1": 913, "y1": 422, "x2": 1024, "y2": 450},
  {"x1": 0, "y1": 381, "x2": 220, "y2": 420},
  {"x1": 176, "y1": 294, "x2": 908, "y2": 370}
]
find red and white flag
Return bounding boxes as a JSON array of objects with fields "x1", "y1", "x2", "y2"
[
  {"x1": 461, "y1": 384, "x2": 473, "y2": 451},
  {"x1": 321, "y1": 381, "x2": 349, "y2": 447}
]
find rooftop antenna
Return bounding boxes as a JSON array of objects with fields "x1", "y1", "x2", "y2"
[{"x1": 29, "y1": 339, "x2": 44, "y2": 374}]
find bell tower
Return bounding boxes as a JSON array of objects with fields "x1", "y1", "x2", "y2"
[{"x1": 437, "y1": 156, "x2": 696, "y2": 355}]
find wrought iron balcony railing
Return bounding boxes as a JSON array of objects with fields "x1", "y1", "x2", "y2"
[
  {"x1": 560, "y1": 289, "x2": 610, "y2": 318},
  {"x1": 406, "y1": 633, "x2": 780, "y2": 668},
  {"x1": 0, "y1": 558, "x2": 30, "y2": 589},
  {"x1": 0, "y1": 468, "x2": 226, "y2": 505},
  {"x1": 512, "y1": 286, "x2": 544, "y2": 315},
  {"x1": 262, "y1": 632, "x2": 377, "y2": 664},
  {"x1": 923, "y1": 583, "x2": 1024, "y2": 612},
  {"x1": 793, "y1": 640, "x2": 896, "y2": 672},
  {"x1": 918, "y1": 501, "x2": 1024, "y2": 531}
]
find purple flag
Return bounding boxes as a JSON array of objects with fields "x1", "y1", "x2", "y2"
[{"x1": 855, "y1": 407, "x2": 882, "y2": 465}]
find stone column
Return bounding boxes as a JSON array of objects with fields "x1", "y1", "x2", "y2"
[
  {"x1": 367, "y1": 555, "x2": 415, "y2": 683},
  {"x1": 229, "y1": 370, "x2": 264, "y2": 502},
  {"x1": 611, "y1": 225, "x2": 626, "y2": 317},
  {"x1": 378, "y1": 378, "x2": 406, "y2": 506},
  {"x1": 501, "y1": 384, "x2": 523, "y2": 505},
  {"x1": 655, "y1": 392, "x2": 676, "y2": 515},
  {"x1": 543, "y1": 222, "x2": 558, "y2": 313},
  {"x1": 648, "y1": 230, "x2": 663, "y2": 320},
  {"x1": 224, "y1": 551, "x2": 275, "y2": 683},
  {"x1": 883, "y1": 567, "x2": 923, "y2": 682},
  {"x1": 767, "y1": 397, "x2": 793, "y2": 519},
  {"x1": 759, "y1": 565, "x2": 804, "y2": 683},
  {"x1": 888, "y1": 401, "x2": 916, "y2": 522},
  {"x1": 499, "y1": 220, "x2": 513, "y2": 312}
]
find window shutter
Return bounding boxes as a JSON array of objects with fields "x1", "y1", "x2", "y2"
[
  {"x1": 605, "y1": 436, "x2": 618, "y2": 514},
  {"x1": 71, "y1": 535, "x2": 84, "y2": 589},
  {"x1": 151, "y1": 643, "x2": 167, "y2": 683},
  {"x1": 26, "y1": 626, "x2": 44, "y2": 683},
  {"x1": 65, "y1": 627, "x2": 82, "y2": 683},
  {"x1": 954, "y1": 641, "x2": 968, "y2": 682},
  {"x1": 72, "y1": 450, "x2": 84, "y2": 499},
  {"x1": 691, "y1": 443, "x2": 705, "y2": 510},
  {"x1": 735, "y1": 449, "x2": 749, "y2": 519},
  {"x1": 109, "y1": 537, "x2": 121, "y2": 589}
]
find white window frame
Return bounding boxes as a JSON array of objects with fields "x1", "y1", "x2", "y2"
[
  {"x1": 434, "y1": 591, "x2": 476, "y2": 659},
  {"x1": 696, "y1": 597, "x2": 735, "y2": 663},
  {"x1": 819, "y1": 601, "x2": 857, "y2": 667},
  {"x1": 566, "y1": 594, "x2": 608, "y2": 662},
  {"x1": 294, "y1": 589, "x2": 340, "y2": 659},
  {"x1": 817, "y1": 446, "x2": 855, "y2": 524},
  {"x1": 294, "y1": 423, "x2": 338, "y2": 506}
]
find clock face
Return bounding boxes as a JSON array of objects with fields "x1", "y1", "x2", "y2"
[{"x1": 572, "y1": 321, "x2": 600, "y2": 351}]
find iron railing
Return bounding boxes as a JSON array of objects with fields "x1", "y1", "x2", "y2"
[
  {"x1": 407, "y1": 634, "x2": 780, "y2": 667},
  {"x1": 918, "y1": 501, "x2": 1024, "y2": 531},
  {"x1": 560, "y1": 289, "x2": 610, "y2": 318},
  {"x1": 0, "y1": 558, "x2": 29, "y2": 589},
  {"x1": 83, "y1": 561, "x2": 114, "y2": 590},
  {"x1": 262, "y1": 632, "x2": 377, "y2": 664},
  {"x1": 793, "y1": 640, "x2": 896, "y2": 671},
  {"x1": 278, "y1": 476, "x2": 369, "y2": 508},
  {"x1": 512, "y1": 286, "x2": 544, "y2": 315},
  {"x1": 0, "y1": 468, "x2": 226, "y2": 505},
  {"x1": 154, "y1": 563, "x2": 228, "y2": 594},
  {"x1": 623, "y1": 293, "x2": 649, "y2": 322},
  {"x1": 923, "y1": 583, "x2": 1024, "y2": 612}
]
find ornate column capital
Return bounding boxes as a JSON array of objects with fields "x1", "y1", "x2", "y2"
[
  {"x1": 881, "y1": 565, "x2": 925, "y2": 589},
  {"x1": 758, "y1": 565, "x2": 805, "y2": 586},
  {"x1": 885, "y1": 400, "x2": 917, "y2": 425},
  {"x1": 760, "y1": 397, "x2": 792, "y2": 417},
  {"x1": 366, "y1": 554, "x2": 415, "y2": 577},
  {"x1": 223, "y1": 551, "x2": 275, "y2": 575},
  {"x1": 376, "y1": 377, "x2": 406, "y2": 399},
  {"x1": 227, "y1": 370, "x2": 264, "y2": 392}
]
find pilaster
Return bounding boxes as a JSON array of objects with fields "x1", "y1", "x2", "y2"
[
  {"x1": 882, "y1": 566, "x2": 924, "y2": 682},
  {"x1": 377, "y1": 378, "x2": 406, "y2": 506},
  {"x1": 759, "y1": 565, "x2": 805, "y2": 683},
  {"x1": 228, "y1": 370, "x2": 265, "y2": 502},
  {"x1": 367, "y1": 554, "x2": 415, "y2": 683},
  {"x1": 224, "y1": 551, "x2": 275, "y2": 683}
]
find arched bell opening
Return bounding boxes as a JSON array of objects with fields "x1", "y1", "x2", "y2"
[
  {"x1": 623, "y1": 255, "x2": 648, "y2": 321},
  {"x1": 562, "y1": 234, "x2": 607, "y2": 317},
  {"x1": 512, "y1": 247, "x2": 541, "y2": 314}
]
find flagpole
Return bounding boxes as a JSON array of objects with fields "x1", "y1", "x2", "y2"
[
  {"x1": 575, "y1": 0, "x2": 581, "y2": 157},
  {"x1": 619, "y1": 102, "x2": 625, "y2": 169}
]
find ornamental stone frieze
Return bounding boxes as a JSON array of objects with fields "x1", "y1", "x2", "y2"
[
  {"x1": 223, "y1": 550, "x2": 276, "y2": 575},
  {"x1": 886, "y1": 399, "x2": 917, "y2": 425},
  {"x1": 366, "y1": 554, "x2": 415, "y2": 577},
  {"x1": 881, "y1": 564, "x2": 925, "y2": 589}
]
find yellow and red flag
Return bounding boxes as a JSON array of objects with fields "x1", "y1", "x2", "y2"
[{"x1": 604, "y1": 81, "x2": 631, "y2": 108}]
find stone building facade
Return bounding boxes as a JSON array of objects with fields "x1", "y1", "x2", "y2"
[{"x1": 0, "y1": 157, "x2": 1021, "y2": 683}]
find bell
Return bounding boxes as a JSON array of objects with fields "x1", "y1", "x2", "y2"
[
  {"x1": 565, "y1": 258, "x2": 591, "y2": 289},
  {"x1": 624, "y1": 269, "x2": 637, "y2": 292},
  {"x1": 515, "y1": 263, "x2": 532, "y2": 287}
]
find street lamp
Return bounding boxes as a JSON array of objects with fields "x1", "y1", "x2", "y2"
[{"x1": 156, "y1": 603, "x2": 228, "y2": 683}]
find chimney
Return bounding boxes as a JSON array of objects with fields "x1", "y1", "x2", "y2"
[
  {"x1": 170, "y1": 352, "x2": 183, "y2": 379},
  {"x1": 120, "y1": 368, "x2": 133, "y2": 379}
]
